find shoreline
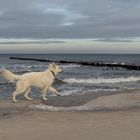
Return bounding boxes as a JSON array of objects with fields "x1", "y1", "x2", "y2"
[{"x1": 0, "y1": 89, "x2": 140, "y2": 114}]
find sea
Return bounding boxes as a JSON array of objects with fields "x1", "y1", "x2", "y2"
[{"x1": 0, "y1": 54, "x2": 140, "y2": 100}]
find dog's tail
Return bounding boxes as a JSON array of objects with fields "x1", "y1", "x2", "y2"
[{"x1": 0, "y1": 68, "x2": 21, "y2": 82}]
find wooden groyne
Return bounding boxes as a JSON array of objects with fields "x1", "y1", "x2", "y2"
[{"x1": 9, "y1": 57, "x2": 140, "y2": 70}]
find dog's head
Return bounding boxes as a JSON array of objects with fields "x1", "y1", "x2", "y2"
[{"x1": 49, "y1": 63, "x2": 63, "y2": 74}]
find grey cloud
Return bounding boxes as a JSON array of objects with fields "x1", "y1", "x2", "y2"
[
  {"x1": 94, "y1": 38, "x2": 133, "y2": 42},
  {"x1": 0, "y1": 0, "x2": 140, "y2": 39},
  {"x1": 0, "y1": 40, "x2": 64, "y2": 44}
]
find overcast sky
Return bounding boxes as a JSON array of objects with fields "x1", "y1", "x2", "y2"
[{"x1": 0, "y1": 0, "x2": 140, "y2": 53}]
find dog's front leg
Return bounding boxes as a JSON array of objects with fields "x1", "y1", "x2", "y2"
[
  {"x1": 49, "y1": 86, "x2": 61, "y2": 96},
  {"x1": 24, "y1": 88, "x2": 33, "y2": 101},
  {"x1": 42, "y1": 86, "x2": 49, "y2": 101}
]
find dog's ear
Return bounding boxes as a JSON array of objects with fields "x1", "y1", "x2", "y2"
[
  {"x1": 49, "y1": 63, "x2": 56, "y2": 68},
  {"x1": 52, "y1": 63, "x2": 56, "y2": 68}
]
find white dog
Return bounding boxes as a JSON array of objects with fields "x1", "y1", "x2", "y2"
[{"x1": 0, "y1": 63, "x2": 63, "y2": 102}]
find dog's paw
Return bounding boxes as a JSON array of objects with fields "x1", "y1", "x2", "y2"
[
  {"x1": 13, "y1": 100, "x2": 18, "y2": 103},
  {"x1": 43, "y1": 98, "x2": 48, "y2": 101},
  {"x1": 27, "y1": 97, "x2": 33, "y2": 101},
  {"x1": 57, "y1": 94, "x2": 61, "y2": 96}
]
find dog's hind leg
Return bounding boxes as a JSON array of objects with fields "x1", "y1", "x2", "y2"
[
  {"x1": 24, "y1": 88, "x2": 33, "y2": 101},
  {"x1": 42, "y1": 86, "x2": 49, "y2": 101},
  {"x1": 49, "y1": 86, "x2": 61, "y2": 96},
  {"x1": 12, "y1": 89, "x2": 25, "y2": 103},
  {"x1": 12, "y1": 80, "x2": 27, "y2": 102},
  {"x1": 12, "y1": 91, "x2": 19, "y2": 103}
]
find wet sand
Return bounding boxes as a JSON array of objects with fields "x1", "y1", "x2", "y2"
[{"x1": 0, "y1": 90, "x2": 140, "y2": 140}]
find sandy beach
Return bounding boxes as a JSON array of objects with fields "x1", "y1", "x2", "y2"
[{"x1": 0, "y1": 90, "x2": 140, "y2": 140}]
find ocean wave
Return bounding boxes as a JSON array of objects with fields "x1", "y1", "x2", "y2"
[
  {"x1": 7, "y1": 64, "x2": 48, "y2": 69},
  {"x1": 13, "y1": 70, "x2": 32, "y2": 73},
  {"x1": 64, "y1": 76, "x2": 140, "y2": 84},
  {"x1": 0, "y1": 82, "x2": 13, "y2": 85},
  {"x1": 13, "y1": 65, "x2": 33, "y2": 69},
  {"x1": 8, "y1": 64, "x2": 80, "y2": 70},
  {"x1": 60, "y1": 64, "x2": 80, "y2": 68}
]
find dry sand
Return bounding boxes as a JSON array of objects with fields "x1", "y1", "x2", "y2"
[{"x1": 0, "y1": 90, "x2": 140, "y2": 140}]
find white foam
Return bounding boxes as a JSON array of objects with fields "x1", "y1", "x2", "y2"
[
  {"x1": 24, "y1": 90, "x2": 140, "y2": 112},
  {"x1": 14, "y1": 64, "x2": 32, "y2": 69},
  {"x1": 82, "y1": 88, "x2": 119, "y2": 93},
  {"x1": 64, "y1": 76, "x2": 140, "y2": 84},
  {"x1": 31, "y1": 104, "x2": 90, "y2": 111},
  {"x1": 60, "y1": 89, "x2": 82, "y2": 96}
]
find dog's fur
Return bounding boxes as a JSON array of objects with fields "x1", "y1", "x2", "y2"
[{"x1": 0, "y1": 63, "x2": 63, "y2": 102}]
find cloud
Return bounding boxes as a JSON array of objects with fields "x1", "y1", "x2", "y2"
[
  {"x1": 0, "y1": 0, "x2": 140, "y2": 39},
  {"x1": 0, "y1": 38, "x2": 65, "y2": 44},
  {"x1": 43, "y1": 6, "x2": 88, "y2": 26},
  {"x1": 1, "y1": 40, "x2": 140, "y2": 54}
]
